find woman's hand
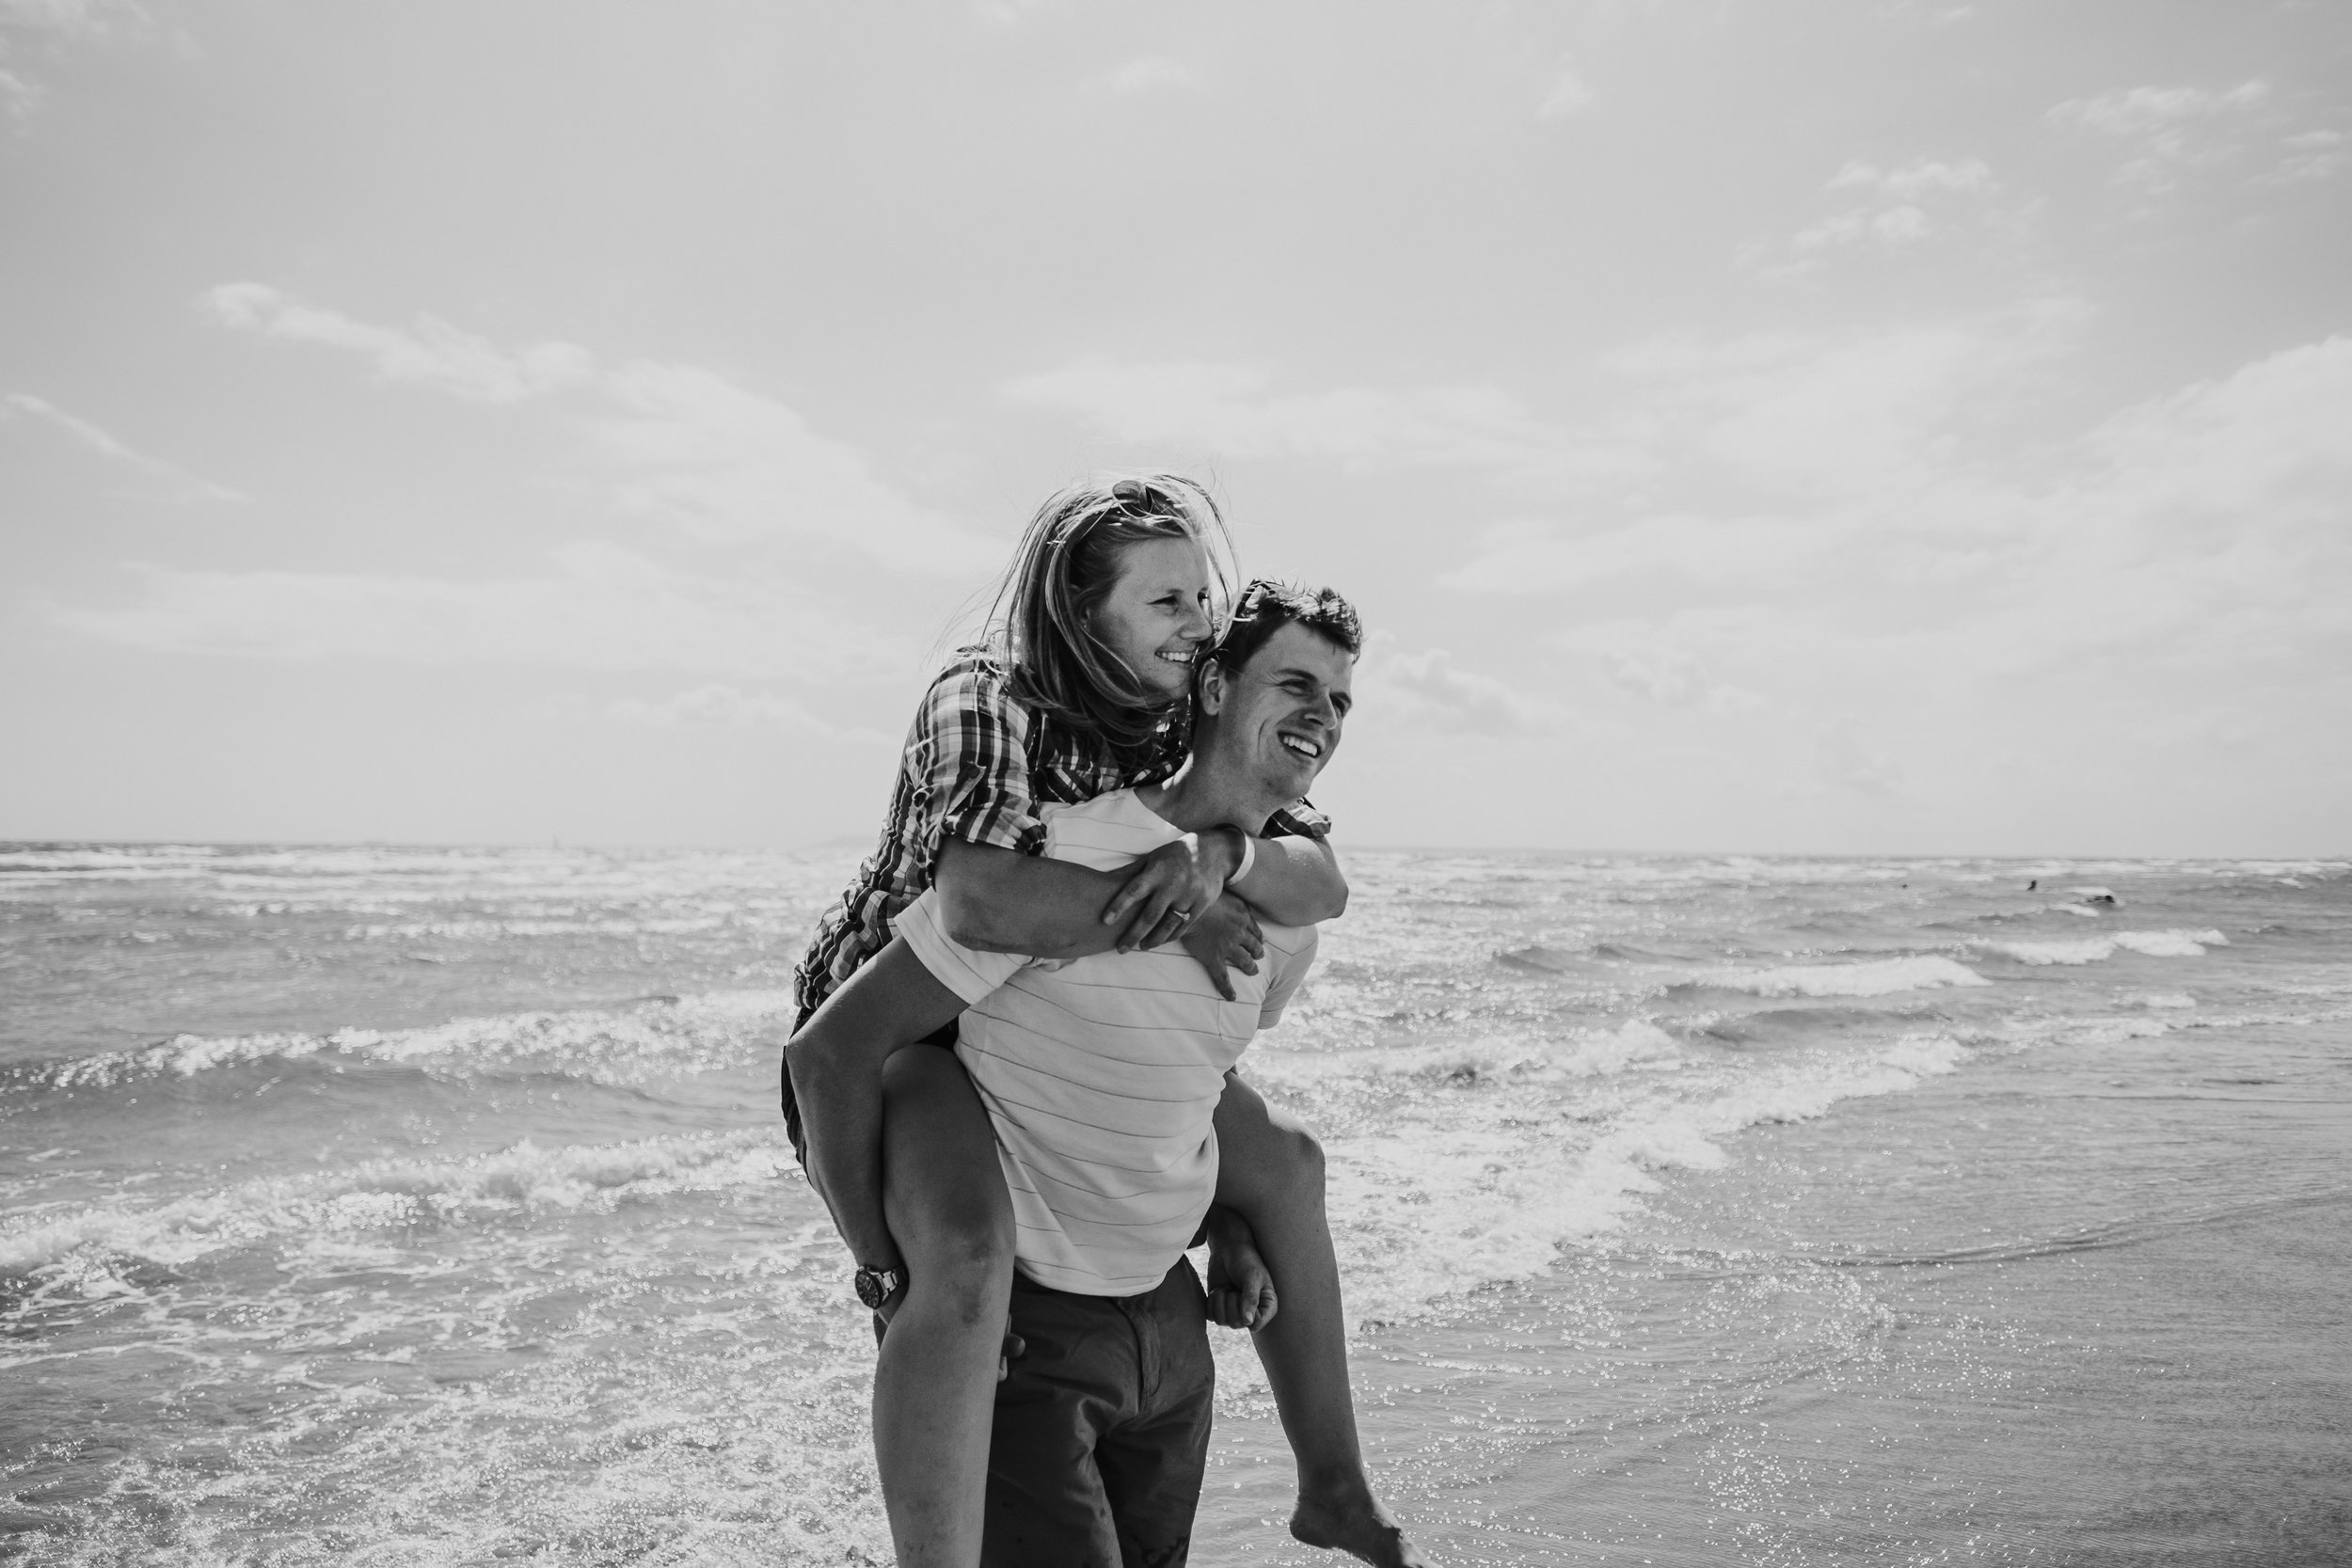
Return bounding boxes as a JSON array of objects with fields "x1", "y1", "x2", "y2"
[
  {"x1": 1179, "y1": 893, "x2": 1263, "y2": 1001},
  {"x1": 1101, "y1": 830, "x2": 1243, "y2": 952}
]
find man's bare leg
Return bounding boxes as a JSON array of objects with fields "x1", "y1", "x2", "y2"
[
  {"x1": 873, "y1": 1047, "x2": 1015, "y2": 1567},
  {"x1": 1213, "y1": 1072, "x2": 1428, "y2": 1568}
]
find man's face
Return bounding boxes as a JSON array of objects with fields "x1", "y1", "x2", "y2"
[{"x1": 1204, "y1": 622, "x2": 1354, "y2": 800}]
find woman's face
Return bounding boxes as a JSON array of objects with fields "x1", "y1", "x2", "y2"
[{"x1": 1090, "y1": 535, "x2": 1215, "y2": 700}]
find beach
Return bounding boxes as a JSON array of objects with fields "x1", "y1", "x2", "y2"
[{"x1": 4, "y1": 844, "x2": 2347, "y2": 1565}]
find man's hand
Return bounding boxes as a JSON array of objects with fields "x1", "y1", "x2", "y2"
[
  {"x1": 1100, "y1": 830, "x2": 1243, "y2": 952},
  {"x1": 872, "y1": 1282, "x2": 1026, "y2": 1381},
  {"x1": 1178, "y1": 893, "x2": 1263, "y2": 1001},
  {"x1": 1201, "y1": 1207, "x2": 1279, "y2": 1331}
]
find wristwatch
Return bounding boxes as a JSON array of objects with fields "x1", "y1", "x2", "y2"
[{"x1": 854, "y1": 1263, "x2": 904, "y2": 1311}]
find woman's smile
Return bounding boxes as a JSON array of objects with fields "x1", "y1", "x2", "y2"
[{"x1": 1092, "y1": 536, "x2": 1215, "y2": 699}]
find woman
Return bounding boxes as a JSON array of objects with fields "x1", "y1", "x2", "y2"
[{"x1": 786, "y1": 476, "x2": 1418, "y2": 1566}]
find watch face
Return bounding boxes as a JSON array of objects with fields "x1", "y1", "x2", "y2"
[{"x1": 855, "y1": 1269, "x2": 890, "y2": 1310}]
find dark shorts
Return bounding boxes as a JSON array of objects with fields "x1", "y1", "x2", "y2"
[
  {"x1": 983, "y1": 1259, "x2": 1216, "y2": 1568},
  {"x1": 779, "y1": 1002, "x2": 957, "y2": 1165}
]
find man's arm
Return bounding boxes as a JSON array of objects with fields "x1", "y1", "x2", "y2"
[{"x1": 786, "y1": 940, "x2": 970, "y2": 1275}]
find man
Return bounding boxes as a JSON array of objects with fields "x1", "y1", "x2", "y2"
[{"x1": 804, "y1": 581, "x2": 1361, "y2": 1566}]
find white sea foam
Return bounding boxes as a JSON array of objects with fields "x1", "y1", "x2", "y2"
[
  {"x1": 1879, "y1": 1032, "x2": 1974, "y2": 1075},
  {"x1": 1689, "y1": 955, "x2": 1990, "y2": 998},
  {"x1": 0, "y1": 1130, "x2": 793, "y2": 1279},
  {"x1": 36, "y1": 990, "x2": 799, "y2": 1091},
  {"x1": 2113, "y1": 928, "x2": 2228, "y2": 956},
  {"x1": 1980, "y1": 937, "x2": 2117, "y2": 966},
  {"x1": 1296, "y1": 1028, "x2": 1985, "y2": 1328},
  {"x1": 1263, "y1": 1019, "x2": 1681, "y2": 1086},
  {"x1": 1977, "y1": 929, "x2": 2229, "y2": 966}
]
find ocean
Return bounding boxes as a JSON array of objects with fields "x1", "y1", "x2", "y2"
[{"x1": 3, "y1": 844, "x2": 2346, "y2": 1566}]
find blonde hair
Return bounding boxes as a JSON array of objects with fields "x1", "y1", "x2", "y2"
[{"x1": 977, "y1": 474, "x2": 1239, "y2": 758}]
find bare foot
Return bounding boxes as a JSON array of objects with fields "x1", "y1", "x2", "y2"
[{"x1": 1291, "y1": 1489, "x2": 1429, "y2": 1567}]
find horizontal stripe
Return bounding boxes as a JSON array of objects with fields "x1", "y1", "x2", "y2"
[{"x1": 903, "y1": 787, "x2": 1319, "y2": 1294}]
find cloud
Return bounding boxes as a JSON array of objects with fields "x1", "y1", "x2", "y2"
[
  {"x1": 2048, "y1": 80, "x2": 2278, "y2": 195},
  {"x1": 1593, "y1": 645, "x2": 1766, "y2": 714},
  {"x1": 203, "y1": 284, "x2": 998, "y2": 574},
  {"x1": 584, "y1": 684, "x2": 896, "y2": 743},
  {"x1": 54, "y1": 540, "x2": 916, "y2": 682},
  {"x1": 1829, "y1": 158, "x2": 1996, "y2": 201},
  {"x1": 1000, "y1": 356, "x2": 1644, "y2": 488},
  {"x1": 1537, "y1": 58, "x2": 1592, "y2": 119},
  {"x1": 203, "y1": 283, "x2": 594, "y2": 404},
  {"x1": 47, "y1": 285, "x2": 1003, "y2": 694},
  {"x1": 2271, "y1": 129, "x2": 2344, "y2": 186},
  {"x1": 1443, "y1": 513, "x2": 1833, "y2": 595},
  {"x1": 2050, "y1": 81, "x2": 2269, "y2": 138},
  {"x1": 971, "y1": 0, "x2": 1060, "y2": 24},
  {"x1": 2, "y1": 391, "x2": 244, "y2": 501},
  {"x1": 1593, "y1": 305, "x2": 2081, "y2": 496},
  {"x1": 582, "y1": 360, "x2": 993, "y2": 568},
  {"x1": 1007, "y1": 308, "x2": 2075, "y2": 507},
  {"x1": 1356, "y1": 639, "x2": 1561, "y2": 736},
  {"x1": 1753, "y1": 156, "x2": 2012, "y2": 267},
  {"x1": 1091, "y1": 57, "x2": 1195, "y2": 96},
  {"x1": 1814, "y1": 716, "x2": 1903, "y2": 797},
  {"x1": 1, "y1": 0, "x2": 146, "y2": 119},
  {"x1": 1439, "y1": 330, "x2": 2352, "y2": 725}
]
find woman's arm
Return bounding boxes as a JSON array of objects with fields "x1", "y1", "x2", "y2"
[
  {"x1": 934, "y1": 833, "x2": 1247, "y2": 958},
  {"x1": 1226, "y1": 832, "x2": 1347, "y2": 926},
  {"x1": 786, "y1": 939, "x2": 969, "y2": 1273}
]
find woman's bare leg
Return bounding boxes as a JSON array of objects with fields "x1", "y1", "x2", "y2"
[
  {"x1": 873, "y1": 1046, "x2": 1015, "y2": 1567},
  {"x1": 1214, "y1": 1071, "x2": 1426, "y2": 1568}
]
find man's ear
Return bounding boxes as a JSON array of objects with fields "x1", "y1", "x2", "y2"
[{"x1": 1197, "y1": 657, "x2": 1229, "y2": 715}]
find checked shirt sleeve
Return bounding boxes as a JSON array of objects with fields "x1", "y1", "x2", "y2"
[
  {"x1": 1264, "y1": 799, "x2": 1330, "y2": 839},
  {"x1": 910, "y1": 659, "x2": 1045, "y2": 864}
]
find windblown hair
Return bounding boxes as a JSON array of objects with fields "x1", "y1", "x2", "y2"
[
  {"x1": 979, "y1": 474, "x2": 1239, "y2": 758},
  {"x1": 1205, "y1": 579, "x2": 1363, "y2": 679}
]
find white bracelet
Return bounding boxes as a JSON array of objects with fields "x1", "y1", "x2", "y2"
[{"x1": 1230, "y1": 831, "x2": 1257, "y2": 889}]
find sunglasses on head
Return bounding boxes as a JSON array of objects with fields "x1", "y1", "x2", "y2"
[{"x1": 1111, "y1": 478, "x2": 1166, "y2": 513}]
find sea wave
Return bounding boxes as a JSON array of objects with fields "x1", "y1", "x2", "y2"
[
  {"x1": 1495, "y1": 943, "x2": 1597, "y2": 974},
  {"x1": 1321, "y1": 1030, "x2": 1979, "y2": 1324},
  {"x1": 1680, "y1": 955, "x2": 1991, "y2": 998},
  {"x1": 1975, "y1": 929, "x2": 2230, "y2": 966},
  {"x1": 1260, "y1": 1018, "x2": 1683, "y2": 1086},
  {"x1": 23, "y1": 990, "x2": 799, "y2": 1093},
  {"x1": 0, "y1": 1130, "x2": 793, "y2": 1280}
]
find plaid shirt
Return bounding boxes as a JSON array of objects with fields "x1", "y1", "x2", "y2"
[{"x1": 793, "y1": 647, "x2": 1327, "y2": 1020}]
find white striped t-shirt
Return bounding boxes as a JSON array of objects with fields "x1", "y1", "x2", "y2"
[{"x1": 895, "y1": 788, "x2": 1317, "y2": 1296}]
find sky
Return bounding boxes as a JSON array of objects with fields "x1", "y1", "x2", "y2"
[{"x1": 3, "y1": 0, "x2": 2347, "y2": 856}]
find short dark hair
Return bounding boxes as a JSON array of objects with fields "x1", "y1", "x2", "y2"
[{"x1": 1205, "y1": 579, "x2": 1362, "y2": 679}]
